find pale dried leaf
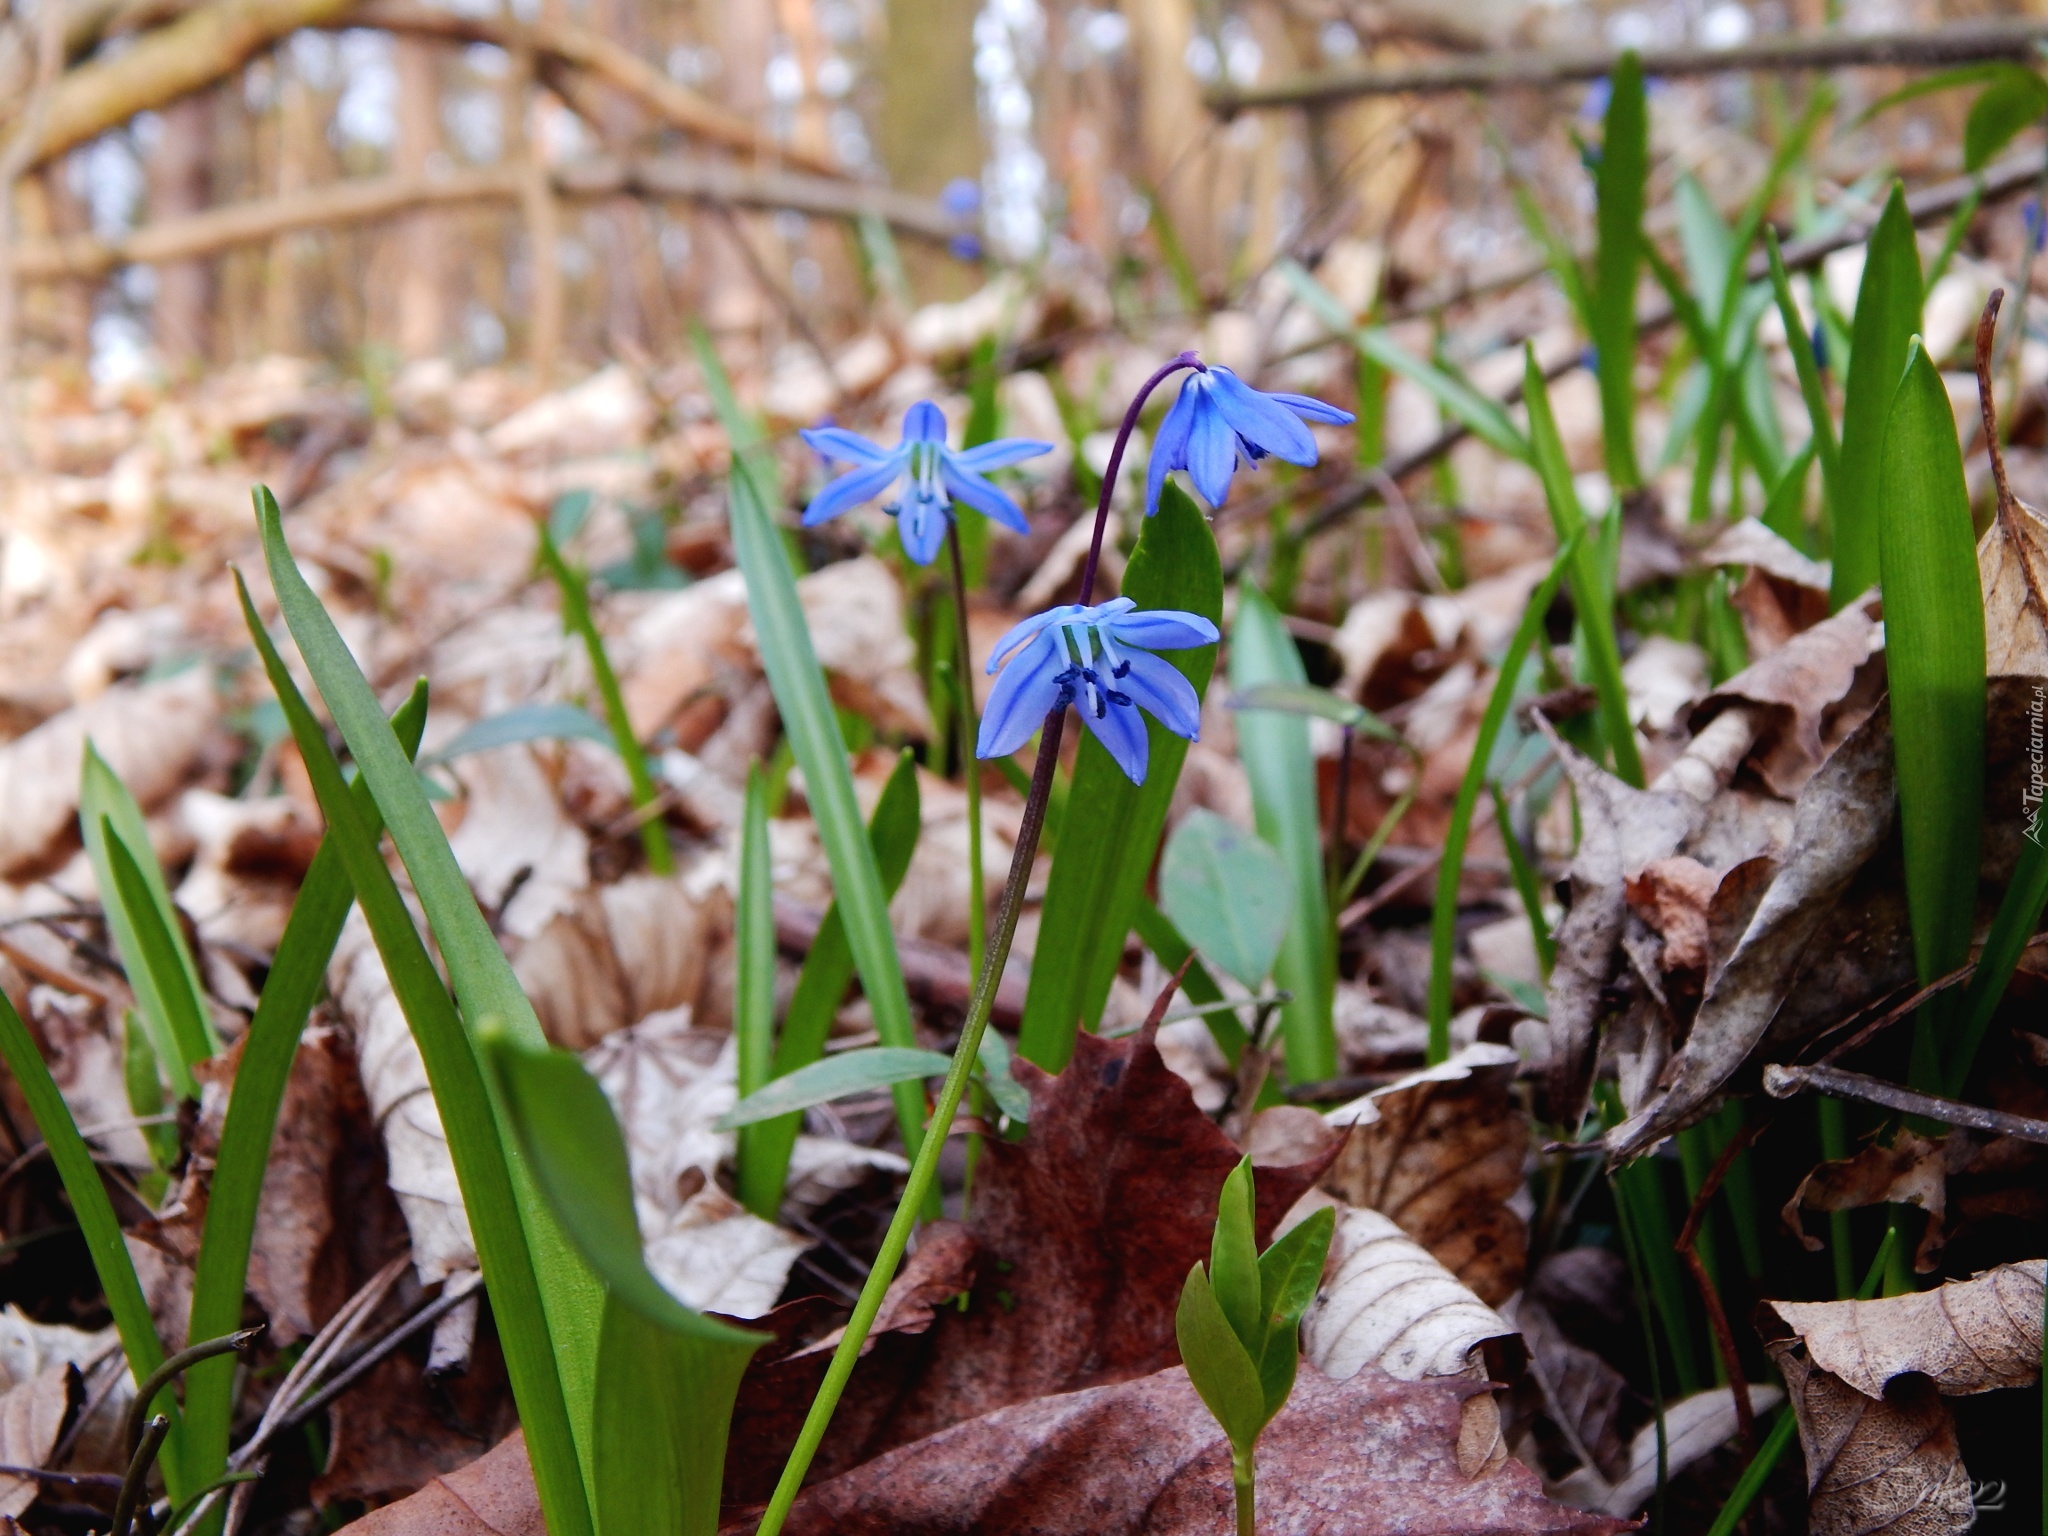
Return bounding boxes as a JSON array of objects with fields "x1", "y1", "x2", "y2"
[
  {"x1": 513, "y1": 874, "x2": 723, "y2": 1050},
  {"x1": 1552, "y1": 1385, "x2": 1782, "y2": 1518},
  {"x1": 173, "y1": 790, "x2": 323, "y2": 954},
  {"x1": 1686, "y1": 601, "x2": 1881, "y2": 797},
  {"x1": 1979, "y1": 494, "x2": 2048, "y2": 677},
  {"x1": 1702, "y1": 518, "x2": 1831, "y2": 592},
  {"x1": 337, "y1": 1427, "x2": 544, "y2": 1536},
  {"x1": 0, "y1": 1362, "x2": 76, "y2": 1517},
  {"x1": 777, "y1": 556, "x2": 931, "y2": 738},
  {"x1": 445, "y1": 745, "x2": 589, "y2": 942}
]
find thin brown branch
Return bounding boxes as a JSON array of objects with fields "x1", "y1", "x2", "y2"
[
  {"x1": 1209, "y1": 17, "x2": 2048, "y2": 113},
  {"x1": 1762, "y1": 1062, "x2": 2048, "y2": 1145},
  {"x1": 1673, "y1": 1123, "x2": 1763, "y2": 1448}
]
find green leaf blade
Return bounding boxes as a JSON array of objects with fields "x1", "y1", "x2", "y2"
[
  {"x1": 1592, "y1": 49, "x2": 1647, "y2": 490},
  {"x1": 1159, "y1": 810, "x2": 1292, "y2": 991},
  {"x1": 1176, "y1": 1265, "x2": 1270, "y2": 1453},
  {"x1": 735, "y1": 766, "x2": 779, "y2": 1216},
  {"x1": 1835, "y1": 184, "x2": 1924, "y2": 609},
  {"x1": 718, "y1": 1047, "x2": 954, "y2": 1129}
]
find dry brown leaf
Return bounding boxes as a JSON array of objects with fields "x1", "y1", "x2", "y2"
[
  {"x1": 338, "y1": 1426, "x2": 543, "y2": 1536},
  {"x1": 1508, "y1": 1295, "x2": 1629, "y2": 1486},
  {"x1": 1319, "y1": 1042, "x2": 1528, "y2": 1304},
  {"x1": 1978, "y1": 492, "x2": 2048, "y2": 677},
  {"x1": 445, "y1": 745, "x2": 591, "y2": 942},
  {"x1": 1782, "y1": 1129, "x2": 1950, "y2": 1273},
  {"x1": 315, "y1": 1326, "x2": 519, "y2": 1510},
  {"x1": 513, "y1": 874, "x2": 724, "y2": 1050},
  {"x1": 1552, "y1": 1385, "x2": 1781, "y2": 1518},
  {"x1": 779, "y1": 556, "x2": 931, "y2": 739},
  {"x1": 1767, "y1": 1340, "x2": 1972, "y2": 1536},
  {"x1": 1686, "y1": 600, "x2": 1881, "y2": 798},
  {"x1": 173, "y1": 789, "x2": 324, "y2": 954},
  {"x1": 1761, "y1": 1261, "x2": 2045, "y2": 1400},
  {"x1": 0, "y1": 1362, "x2": 77, "y2": 1518}
]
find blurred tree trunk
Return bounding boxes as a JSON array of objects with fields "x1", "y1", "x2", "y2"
[
  {"x1": 148, "y1": 92, "x2": 215, "y2": 372},
  {"x1": 875, "y1": 0, "x2": 979, "y2": 300},
  {"x1": 1120, "y1": 0, "x2": 1220, "y2": 294},
  {"x1": 264, "y1": 67, "x2": 318, "y2": 355},
  {"x1": 697, "y1": 0, "x2": 771, "y2": 343},
  {"x1": 394, "y1": 37, "x2": 448, "y2": 357}
]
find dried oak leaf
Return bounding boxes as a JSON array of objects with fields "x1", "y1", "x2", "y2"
[
  {"x1": 762, "y1": 1363, "x2": 1631, "y2": 1536},
  {"x1": 1319, "y1": 1043, "x2": 1529, "y2": 1304}
]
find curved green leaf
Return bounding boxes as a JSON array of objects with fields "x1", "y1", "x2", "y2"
[
  {"x1": 1835, "y1": 184, "x2": 1923, "y2": 609},
  {"x1": 1593, "y1": 49, "x2": 1647, "y2": 489},
  {"x1": 718, "y1": 1047, "x2": 953, "y2": 1130},
  {"x1": 420, "y1": 702, "x2": 614, "y2": 766},
  {"x1": 1159, "y1": 810, "x2": 1292, "y2": 991},
  {"x1": 1965, "y1": 67, "x2": 2048, "y2": 172},
  {"x1": 1176, "y1": 1266, "x2": 1268, "y2": 1453}
]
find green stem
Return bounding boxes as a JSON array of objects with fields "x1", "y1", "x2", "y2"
[
  {"x1": 946, "y1": 524, "x2": 987, "y2": 978},
  {"x1": 538, "y1": 532, "x2": 673, "y2": 875},
  {"x1": 753, "y1": 711, "x2": 1067, "y2": 1536},
  {"x1": 1233, "y1": 1446, "x2": 1257, "y2": 1536}
]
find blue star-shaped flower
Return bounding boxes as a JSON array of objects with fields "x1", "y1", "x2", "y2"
[
  {"x1": 1145, "y1": 365, "x2": 1355, "y2": 515},
  {"x1": 800, "y1": 401, "x2": 1054, "y2": 565},
  {"x1": 975, "y1": 597, "x2": 1219, "y2": 784}
]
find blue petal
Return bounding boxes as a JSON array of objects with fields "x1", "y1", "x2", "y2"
[
  {"x1": 802, "y1": 458, "x2": 904, "y2": 526},
  {"x1": 977, "y1": 632, "x2": 1067, "y2": 758},
  {"x1": 898, "y1": 492, "x2": 951, "y2": 564},
  {"x1": 1083, "y1": 696, "x2": 1149, "y2": 783},
  {"x1": 1107, "y1": 607, "x2": 1219, "y2": 651},
  {"x1": 941, "y1": 462, "x2": 1031, "y2": 534},
  {"x1": 953, "y1": 437, "x2": 1055, "y2": 472},
  {"x1": 1185, "y1": 396, "x2": 1240, "y2": 507},
  {"x1": 1263, "y1": 390, "x2": 1357, "y2": 427},
  {"x1": 801, "y1": 426, "x2": 893, "y2": 465},
  {"x1": 1206, "y1": 366, "x2": 1318, "y2": 465},
  {"x1": 1116, "y1": 650, "x2": 1201, "y2": 739},
  {"x1": 985, "y1": 604, "x2": 1086, "y2": 672},
  {"x1": 1146, "y1": 385, "x2": 1199, "y2": 515},
  {"x1": 902, "y1": 400, "x2": 948, "y2": 443}
]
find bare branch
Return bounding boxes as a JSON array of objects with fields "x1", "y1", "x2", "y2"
[
  {"x1": 1763, "y1": 1062, "x2": 2048, "y2": 1146},
  {"x1": 1209, "y1": 16, "x2": 2048, "y2": 113}
]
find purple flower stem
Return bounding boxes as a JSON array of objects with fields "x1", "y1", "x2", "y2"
[{"x1": 1077, "y1": 351, "x2": 1203, "y2": 605}]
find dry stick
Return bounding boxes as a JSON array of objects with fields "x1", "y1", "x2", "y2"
[
  {"x1": 1291, "y1": 146, "x2": 2048, "y2": 549},
  {"x1": 1762, "y1": 1062, "x2": 2048, "y2": 1146},
  {"x1": 1672, "y1": 1123, "x2": 1764, "y2": 1448},
  {"x1": 1207, "y1": 16, "x2": 2048, "y2": 113}
]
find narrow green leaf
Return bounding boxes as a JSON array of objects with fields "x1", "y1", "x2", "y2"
[
  {"x1": 1762, "y1": 441, "x2": 1817, "y2": 551},
  {"x1": 1429, "y1": 535, "x2": 1580, "y2": 1061},
  {"x1": 1835, "y1": 184, "x2": 1923, "y2": 609},
  {"x1": 1229, "y1": 587, "x2": 1336, "y2": 1084},
  {"x1": 975, "y1": 1029, "x2": 1031, "y2": 1124},
  {"x1": 1175, "y1": 1265, "x2": 1269, "y2": 1452},
  {"x1": 1765, "y1": 230, "x2": 1839, "y2": 529},
  {"x1": 81, "y1": 745, "x2": 214, "y2": 1096},
  {"x1": 183, "y1": 682, "x2": 428, "y2": 1504},
  {"x1": 1522, "y1": 349, "x2": 1644, "y2": 788},
  {"x1": 714, "y1": 391, "x2": 926, "y2": 1156},
  {"x1": 236, "y1": 552, "x2": 599, "y2": 1536},
  {"x1": 1017, "y1": 482, "x2": 1223, "y2": 1070},
  {"x1": 1132, "y1": 899, "x2": 1246, "y2": 1064},
  {"x1": 1492, "y1": 784, "x2": 1555, "y2": 979},
  {"x1": 1949, "y1": 826, "x2": 2048, "y2": 1097},
  {"x1": 103, "y1": 824, "x2": 218, "y2": 1089},
  {"x1": 420, "y1": 702, "x2": 615, "y2": 766},
  {"x1": 1209, "y1": 1158, "x2": 1263, "y2": 1352},
  {"x1": 1159, "y1": 810, "x2": 1293, "y2": 991},
  {"x1": 120, "y1": 1013, "x2": 176, "y2": 1178},
  {"x1": 749, "y1": 750, "x2": 921, "y2": 1205},
  {"x1": 1277, "y1": 259, "x2": 1530, "y2": 462},
  {"x1": 1230, "y1": 680, "x2": 1401, "y2": 742},
  {"x1": 1859, "y1": 62, "x2": 2016, "y2": 123},
  {"x1": 1593, "y1": 49, "x2": 1647, "y2": 489},
  {"x1": 1965, "y1": 67, "x2": 2048, "y2": 172},
  {"x1": 717, "y1": 1047, "x2": 954, "y2": 1130},
  {"x1": 1255, "y1": 1205, "x2": 1333, "y2": 1417},
  {"x1": 1877, "y1": 342, "x2": 1986, "y2": 1089},
  {"x1": 1674, "y1": 174, "x2": 1733, "y2": 333},
  {"x1": 735, "y1": 765, "x2": 779, "y2": 1215}
]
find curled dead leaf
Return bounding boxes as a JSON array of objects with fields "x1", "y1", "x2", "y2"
[
  {"x1": 1978, "y1": 491, "x2": 2048, "y2": 677},
  {"x1": 1782, "y1": 1129, "x2": 1951, "y2": 1272}
]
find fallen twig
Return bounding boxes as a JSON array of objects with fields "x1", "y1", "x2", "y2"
[
  {"x1": 1672, "y1": 1124, "x2": 1763, "y2": 1448},
  {"x1": 1762, "y1": 1062, "x2": 2048, "y2": 1145}
]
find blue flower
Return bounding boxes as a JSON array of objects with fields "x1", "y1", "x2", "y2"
[
  {"x1": 800, "y1": 401, "x2": 1053, "y2": 565},
  {"x1": 975, "y1": 597, "x2": 1219, "y2": 784},
  {"x1": 1145, "y1": 365, "x2": 1354, "y2": 515}
]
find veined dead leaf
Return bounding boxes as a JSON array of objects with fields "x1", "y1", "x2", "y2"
[
  {"x1": 339, "y1": 1426, "x2": 543, "y2": 1536},
  {"x1": 1319, "y1": 1042, "x2": 1529, "y2": 1304},
  {"x1": 0, "y1": 1361, "x2": 78, "y2": 1518},
  {"x1": 513, "y1": 874, "x2": 723, "y2": 1050},
  {"x1": 1782, "y1": 1129, "x2": 1951, "y2": 1272},
  {"x1": 1978, "y1": 491, "x2": 2048, "y2": 677}
]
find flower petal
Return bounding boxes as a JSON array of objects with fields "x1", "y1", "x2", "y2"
[
  {"x1": 1083, "y1": 695, "x2": 1150, "y2": 784},
  {"x1": 1264, "y1": 390, "x2": 1357, "y2": 426},
  {"x1": 902, "y1": 400, "x2": 949, "y2": 443},
  {"x1": 984, "y1": 605, "x2": 1084, "y2": 672},
  {"x1": 1185, "y1": 394, "x2": 1239, "y2": 507},
  {"x1": 1116, "y1": 650, "x2": 1201, "y2": 740},
  {"x1": 977, "y1": 632, "x2": 1068, "y2": 758},
  {"x1": 1146, "y1": 384, "x2": 1199, "y2": 515},
  {"x1": 941, "y1": 462, "x2": 1031, "y2": 534},
  {"x1": 953, "y1": 437, "x2": 1056, "y2": 472},
  {"x1": 800, "y1": 426, "x2": 893, "y2": 465},
  {"x1": 1106, "y1": 607, "x2": 1219, "y2": 650},
  {"x1": 802, "y1": 458, "x2": 904, "y2": 526},
  {"x1": 898, "y1": 493, "x2": 951, "y2": 564},
  {"x1": 1206, "y1": 366, "x2": 1318, "y2": 465}
]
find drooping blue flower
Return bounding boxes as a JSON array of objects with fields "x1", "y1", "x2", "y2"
[
  {"x1": 801, "y1": 401, "x2": 1054, "y2": 565},
  {"x1": 1145, "y1": 365, "x2": 1355, "y2": 515},
  {"x1": 975, "y1": 597, "x2": 1219, "y2": 784}
]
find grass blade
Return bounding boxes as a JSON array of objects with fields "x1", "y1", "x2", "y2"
[
  {"x1": 1834, "y1": 184, "x2": 1923, "y2": 610},
  {"x1": 1229, "y1": 586, "x2": 1335, "y2": 1084},
  {"x1": 748, "y1": 750, "x2": 920, "y2": 1209},
  {"x1": 1949, "y1": 829, "x2": 2048, "y2": 1096},
  {"x1": 0, "y1": 991, "x2": 188, "y2": 1496},
  {"x1": 1017, "y1": 482, "x2": 1223, "y2": 1070},
  {"x1": 101, "y1": 825, "x2": 217, "y2": 1097},
  {"x1": 1765, "y1": 229, "x2": 1840, "y2": 525},
  {"x1": 1429, "y1": 536, "x2": 1579, "y2": 1060},
  {"x1": 242, "y1": 524, "x2": 600, "y2": 1536},
  {"x1": 1523, "y1": 347, "x2": 1645, "y2": 787},
  {"x1": 1877, "y1": 342, "x2": 1986, "y2": 1089},
  {"x1": 181, "y1": 683, "x2": 428, "y2": 1506},
  {"x1": 1592, "y1": 49, "x2": 1647, "y2": 491},
  {"x1": 1492, "y1": 783, "x2": 1555, "y2": 979},
  {"x1": 735, "y1": 765, "x2": 778, "y2": 1216},
  {"x1": 81, "y1": 745, "x2": 215, "y2": 1097},
  {"x1": 536, "y1": 530, "x2": 673, "y2": 874},
  {"x1": 420, "y1": 702, "x2": 614, "y2": 767},
  {"x1": 720, "y1": 1047, "x2": 955, "y2": 1128}
]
